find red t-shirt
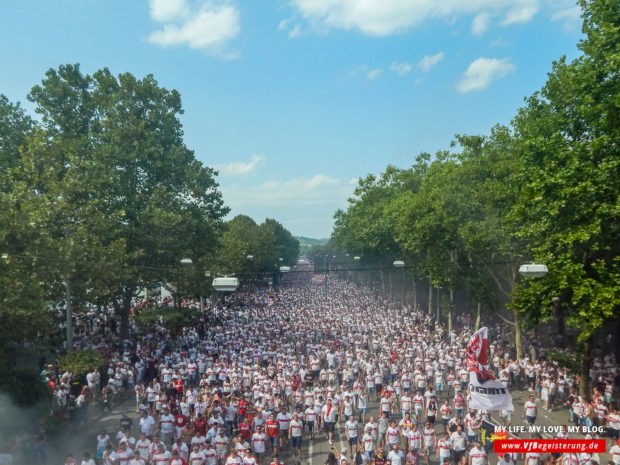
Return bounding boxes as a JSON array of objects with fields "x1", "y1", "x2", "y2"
[
  {"x1": 265, "y1": 420, "x2": 279, "y2": 438},
  {"x1": 174, "y1": 379, "x2": 184, "y2": 393},
  {"x1": 238, "y1": 399, "x2": 249, "y2": 416},
  {"x1": 194, "y1": 418, "x2": 207, "y2": 436},
  {"x1": 175, "y1": 414, "x2": 187, "y2": 428},
  {"x1": 239, "y1": 422, "x2": 251, "y2": 440}
]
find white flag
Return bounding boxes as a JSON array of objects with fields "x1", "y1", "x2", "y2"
[{"x1": 469, "y1": 372, "x2": 514, "y2": 411}]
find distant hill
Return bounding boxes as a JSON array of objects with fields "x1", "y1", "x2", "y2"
[{"x1": 294, "y1": 236, "x2": 329, "y2": 254}]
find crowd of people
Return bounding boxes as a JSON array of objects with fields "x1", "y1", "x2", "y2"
[{"x1": 34, "y1": 266, "x2": 620, "y2": 465}]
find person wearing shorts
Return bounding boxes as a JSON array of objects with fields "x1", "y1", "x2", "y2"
[
  {"x1": 322, "y1": 399, "x2": 338, "y2": 445},
  {"x1": 289, "y1": 413, "x2": 303, "y2": 458}
]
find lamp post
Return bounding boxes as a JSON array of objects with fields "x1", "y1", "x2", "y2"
[
  {"x1": 393, "y1": 260, "x2": 405, "y2": 305},
  {"x1": 65, "y1": 279, "x2": 72, "y2": 352},
  {"x1": 353, "y1": 256, "x2": 360, "y2": 284}
]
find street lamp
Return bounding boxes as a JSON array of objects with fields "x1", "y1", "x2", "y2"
[
  {"x1": 519, "y1": 263, "x2": 548, "y2": 278},
  {"x1": 393, "y1": 260, "x2": 405, "y2": 304},
  {"x1": 212, "y1": 276, "x2": 240, "y2": 292}
]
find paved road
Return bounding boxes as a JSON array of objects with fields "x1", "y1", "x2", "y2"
[{"x1": 48, "y1": 385, "x2": 610, "y2": 465}]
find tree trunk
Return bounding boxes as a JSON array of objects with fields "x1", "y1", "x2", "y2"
[
  {"x1": 389, "y1": 270, "x2": 393, "y2": 299},
  {"x1": 579, "y1": 337, "x2": 592, "y2": 398},
  {"x1": 380, "y1": 270, "x2": 386, "y2": 295},
  {"x1": 448, "y1": 288, "x2": 454, "y2": 332},
  {"x1": 436, "y1": 287, "x2": 441, "y2": 324},
  {"x1": 475, "y1": 301, "x2": 481, "y2": 331},
  {"x1": 428, "y1": 275, "x2": 433, "y2": 316},
  {"x1": 514, "y1": 310, "x2": 523, "y2": 359},
  {"x1": 119, "y1": 287, "x2": 133, "y2": 339},
  {"x1": 412, "y1": 272, "x2": 417, "y2": 309}
]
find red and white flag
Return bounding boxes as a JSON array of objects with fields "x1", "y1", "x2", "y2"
[
  {"x1": 466, "y1": 327, "x2": 514, "y2": 411},
  {"x1": 467, "y1": 327, "x2": 488, "y2": 365}
]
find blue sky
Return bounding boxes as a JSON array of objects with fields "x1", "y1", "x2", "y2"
[{"x1": 1, "y1": 0, "x2": 583, "y2": 238}]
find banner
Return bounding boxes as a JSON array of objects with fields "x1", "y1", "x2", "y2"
[
  {"x1": 311, "y1": 274, "x2": 325, "y2": 283},
  {"x1": 481, "y1": 419, "x2": 508, "y2": 452},
  {"x1": 466, "y1": 327, "x2": 495, "y2": 381},
  {"x1": 467, "y1": 327, "x2": 488, "y2": 365},
  {"x1": 469, "y1": 372, "x2": 514, "y2": 411}
]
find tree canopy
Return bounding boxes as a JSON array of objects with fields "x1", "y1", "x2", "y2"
[{"x1": 327, "y1": 0, "x2": 619, "y2": 393}]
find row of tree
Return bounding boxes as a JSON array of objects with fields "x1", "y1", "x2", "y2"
[
  {"x1": 323, "y1": 0, "x2": 618, "y2": 395},
  {"x1": 0, "y1": 65, "x2": 299, "y2": 382}
]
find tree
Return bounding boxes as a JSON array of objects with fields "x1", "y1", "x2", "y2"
[
  {"x1": 509, "y1": 0, "x2": 619, "y2": 394},
  {"x1": 26, "y1": 64, "x2": 228, "y2": 338},
  {"x1": 262, "y1": 218, "x2": 300, "y2": 266}
]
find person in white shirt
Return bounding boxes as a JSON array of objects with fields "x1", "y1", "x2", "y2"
[
  {"x1": 450, "y1": 425, "x2": 467, "y2": 464},
  {"x1": 151, "y1": 443, "x2": 171, "y2": 465},
  {"x1": 159, "y1": 407, "x2": 175, "y2": 446},
  {"x1": 251, "y1": 425, "x2": 266, "y2": 465},
  {"x1": 609, "y1": 440, "x2": 620, "y2": 465},
  {"x1": 134, "y1": 434, "x2": 152, "y2": 462},
  {"x1": 407, "y1": 424, "x2": 422, "y2": 453},
  {"x1": 289, "y1": 413, "x2": 304, "y2": 458},
  {"x1": 498, "y1": 452, "x2": 515, "y2": 465},
  {"x1": 202, "y1": 443, "x2": 217, "y2": 465},
  {"x1": 345, "y1": 417, "x2": 360, "y2": 457},
  {"x1": 276, "y1": 407, "x2": 292, "y2": 450},
  {"x1": 468, "y1": 441, "x2": 487, "y2": 465},
  {"x1": 387, "y1": 443, "x2": 404, "y2": 465},
  {"x1": 304, "y1": 403, "x2": 317, "y2": 438},
  {"x1": 81, "y1": 452, "x2": 96, "y2": 465},
  {"x1": 362, "y1": 427, "x2": 375, "y2": 457},
  {"x1": 140, "y1": 411, "x2": 155, "y2": 437},
  {"x1": 436, "y1": 432, "x2": 452, "y2": 463},
  {"x1": 322, "y1": 399, "x2": 338, "y2": 444},
  {"x1": 358, "y1": 393, "x2": 368, "y2": 424},
  {"x1": 522, "y1": 395, "x2": 537, "y2": 426}
]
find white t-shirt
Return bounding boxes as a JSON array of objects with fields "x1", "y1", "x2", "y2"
[
  {"x1": 469, "y1": 447, "x2": 486, "y2": 465},
  {"x1": 524, "y1": 401, "x2": 537, "y2": 417},
  {"x1": 387, "y1": 450, "x2": 404, "y2": 465},
  {"x1": 450, "y1": 432, "x2": 466, "y2": 451},
  {"x1": 609, "y1": 445, "x2": 620, "y2": 465}
]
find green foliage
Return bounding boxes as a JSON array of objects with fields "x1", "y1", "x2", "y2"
[
  {"x1": 295, "y1": 236, "x2": 328, "y2": 255},
  {"x1": 213, "y1": 215, "x2": 298, "y2": 280},
  {"x1": 328, "y1": 0, "x2": 619, "y2": 362},
  {"x1": 57, "y1": 348, "x2": 105, "y2": 378},
  {"x1": 0, "y1": 367, "x2": 48, "y2": 406},
  {"x1": 21, "y1": 64, "x2": 229, "y2": 337},
  {"x1": 133, "y1": 305, "x2": 202, "y2": 331},
  {"x1": 509, "y1": 0, "x2": 620, "y2": 342},
  {"x1": 546, "y1": 350, "x2": 581, "y2": 375}
]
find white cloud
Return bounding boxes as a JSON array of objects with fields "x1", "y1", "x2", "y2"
[
  {"x1": 366, "y1": 68, "x2": 383, "y2": 79},
  {"x1": 288, "y1": 0, "x2": 540, "y2": 36},
  {"x1": 288, "y1": 24, "x2": 303, "y2": 38},
  {"x1": 471, "y1": 12, "x2": 491, "y2": 36},
  {"x1": 456, "y1": 57, "x2": 515, "y2": 93},
  {"x1": 349, "y1": 65, "x2": 368, "y2": 77},
  {"x1": 278, "y1": 18, "x2": 291, "y2": 31},
  {"x1": 148, "y1": 0, "x2": 240, "y2": 55},
  {"x1": 550, "y1": 6, "x2": 582, "y2": 31},
  {"x1": 279, "y1": 18, "x2": 303, "y2": 37},
  {"x1": 150, "y1": 0, "x2": 189, "y2": 22},
  {"x1": 390, "y1": 61, "x2": 413, "y2": 76},
  {"x1": 222, "y1": 174, "x2": 357, "y2": 208},
  {"x1": 501, "y1": 0, "x2": 540, "y2": 25},
  {"x1": 490, "y1": 37, "x2": 510, "y2": 47},
  {"x1": 215, "y1": 154, "x2": 265, "y2": 176},
  {"x1": 417, "y1": 52, "x2": 444, "y2": 72}
]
